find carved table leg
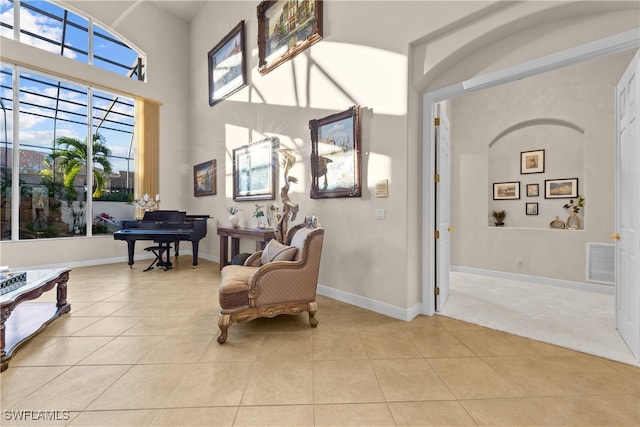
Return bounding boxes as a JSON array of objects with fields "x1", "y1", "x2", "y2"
[
  {"x1": 56, "y1": 271, "x2": 71, "y2": 315},
  {"x1": 1, "y1": 305, "x2": 14, "y2": 372}
]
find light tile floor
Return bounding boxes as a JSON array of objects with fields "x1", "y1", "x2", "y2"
[{"x1": 1, "y1": 260, "x2": 639, "y2": 426}]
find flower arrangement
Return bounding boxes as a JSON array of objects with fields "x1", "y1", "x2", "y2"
[
  {"x1": 133, "y1": 193, "x2": 160, "y2": 211},
  {"x1": 226, "y1": 206, "x2": 239, "y2": 215}
]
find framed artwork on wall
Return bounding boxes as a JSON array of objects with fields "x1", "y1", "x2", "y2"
[
  {"x1": 526, "y1": 202, "x2": 538, "y2": 215},
  {"x1": 310, "y1": 106, "x2": 361, "y2": 199},
  {"x1": 545, "y1": 178, "x2": 578, "y2": 199},
  {"x1": 257, "y1": 0, "x2": 323, "y2": 75},
  {"x1": 493, "y1": 181, "x2": 520, "y2": 200},
  {"x1": 526, "y1": 183, "x2": 539, "y2": 197},
  {"x1": 193, "y1": 160, "x2": 216, "y2": 197},
  {"x1": 208, "y1": 20, "x2": 247, "y2": 106},
  {"x1": 233, "y1": 137, "x2": 279, "y2": 201},
  {"x1": 520, "y1": 149, "x2": 545, "y2": 174}
]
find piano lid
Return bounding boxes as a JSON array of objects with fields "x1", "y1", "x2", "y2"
[{"x1": 142, "y1": 210, "x2": 185, "y2": 222}]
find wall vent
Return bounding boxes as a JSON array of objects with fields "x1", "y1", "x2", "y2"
[{"x1": 586, "y1": 243, "x2": 615, "y2": 285}]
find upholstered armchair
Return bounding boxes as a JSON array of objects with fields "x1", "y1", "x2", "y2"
[{"x1": 217, "y1": 219, "x2": 324, "y2": 344}]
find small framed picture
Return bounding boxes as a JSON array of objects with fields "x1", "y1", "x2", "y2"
[
  {"x1": 493, "y1": 181, "x2": 520, "y2": 200},
  {"x1": 526, "y1": 202, "x2": 538, "y2": 215},
  {"x1": 521, "y1": 149, "x2": 544, "y2": 174},
  {"x1": 526, "y1": 183, "x2": 539, "y2": 197},
  {"x1": 193, "y1": 160, "x2": 216, "y2": 197},
  {"x1": 545, "y1": 178, "x2": 578, "y2": 199}
]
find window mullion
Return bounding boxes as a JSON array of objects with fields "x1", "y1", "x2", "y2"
[
  {"x1": 13, "y1": 0, "x2": 20, "y2": 40},
  {"x1": 11, "y1": 65, "x2": 19, "y2": 241},
  {"x1": 86, "y1": 87, "x2": 93, "y2": 237},
  {"x1": 88, "y1": 18, "x2": 94, "y2": 66}
]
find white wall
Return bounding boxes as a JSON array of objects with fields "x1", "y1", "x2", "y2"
[{"x1": 450, "y1": 49, "x2": 634, "y2": 283}]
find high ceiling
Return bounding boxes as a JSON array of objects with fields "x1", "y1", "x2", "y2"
[{"x1": 148, "y1": 1, "x2": 206, "y2": 23}]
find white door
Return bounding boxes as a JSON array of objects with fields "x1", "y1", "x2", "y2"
[
  {"x1": 435, "y1": 104, "x2": 452, "y2": 311},
  {"x1": 616, "y1": 49, "x2": 640, "y2": 360}
]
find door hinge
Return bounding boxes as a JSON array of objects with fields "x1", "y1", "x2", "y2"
[
  {"x1": 434, "y1": 117, "x2": 440, "y2": 126},
  {"x1": 434, "y1": 230, "x2": 440, "y2": 239},
  {"x1": 434, "y1": 173, "x2": 440, "y2": 183},
  {"x1": 435, "y1": 286, "x2": 440, "y2": 296}
]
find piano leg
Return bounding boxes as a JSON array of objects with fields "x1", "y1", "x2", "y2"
[
  {"x1": 126, "y1": 241, "x2": 136, "y2": 267},
  {"x1": 191, "y1": 241, "x2": 199, "y2": 268}
]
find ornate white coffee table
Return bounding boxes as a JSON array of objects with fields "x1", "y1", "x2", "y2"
[{"x1": 0, "y1": 268, "x2": 70, "y2": 371}]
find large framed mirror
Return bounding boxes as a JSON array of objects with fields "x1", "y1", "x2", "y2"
[{"x1": 232, "y1": 137, "x2": 279, "y2": 201}]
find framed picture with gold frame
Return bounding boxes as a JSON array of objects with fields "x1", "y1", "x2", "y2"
[
  {"x1": 257, "y1": 0, "x2": 323, "y2": 75},
  {"x1": 193, "y1": 160, "x2": 216, "y2": 197}
]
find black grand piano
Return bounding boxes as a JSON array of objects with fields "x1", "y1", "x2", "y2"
[{"x1": 113, "y1": 210, "x2": 210, "y2": 270}]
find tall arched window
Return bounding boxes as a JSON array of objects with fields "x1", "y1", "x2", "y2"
[
  {"x1": 0, "y1": 1, "x2": 145, "y2": 241},
  {"x1": 1, "y1": 0, "x2": 145, "y2": 80}
]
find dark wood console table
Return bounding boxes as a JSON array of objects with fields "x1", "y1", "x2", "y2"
[
  {"x1": 1, "y1": 268, "x2": 71, "y2": 372},
  {"x1": 217, "y1": 227, "x2": 275, "y2": 270}
]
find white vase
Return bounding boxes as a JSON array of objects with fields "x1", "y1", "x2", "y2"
[{"x1": 229, "y1": 214, "x2": 239, "y2": 228}]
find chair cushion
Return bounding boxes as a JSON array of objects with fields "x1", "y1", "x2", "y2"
[
  {"x1": 219, "y1": 265, "x2": 258, "y2": 309},
  {"x1": 261, "y1": 239, "x2": 298, "y2": 264}
]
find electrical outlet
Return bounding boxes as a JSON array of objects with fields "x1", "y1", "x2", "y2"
[{"x1": 375, "y1": 209, "x2": 386, "y2": 220}]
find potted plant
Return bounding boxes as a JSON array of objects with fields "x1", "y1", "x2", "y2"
[
  {"x1": 492, "y1": 210, "x2": 506, "y2": 226},
  {"x1": 563, "y1": 194, "x2": 585, "y2": 230},
  {"x1": 252, "y1": 204, "x2": 265, "y2": 229},
  {"x1": 226, "y1": 206, "x2": 240, "y2": 228}
]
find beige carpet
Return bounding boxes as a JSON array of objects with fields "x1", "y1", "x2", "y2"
[{"x1": 440, "y1": 271, "x2": 638, "y2": 366}]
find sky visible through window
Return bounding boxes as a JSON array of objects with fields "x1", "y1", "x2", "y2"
[{"x1": 0, "y1": 0, "x2": 139, "y2": 186}]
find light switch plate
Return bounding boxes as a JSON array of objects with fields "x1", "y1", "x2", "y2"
[{"x1": 375, "y1": 209, "x2": 386, "y2": 220}]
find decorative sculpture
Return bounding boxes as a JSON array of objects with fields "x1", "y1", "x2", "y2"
[{"x1": 274, "y1": 148, "x2": 299, "y2": 243}]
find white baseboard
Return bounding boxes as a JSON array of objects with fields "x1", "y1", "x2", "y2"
[
  {"x1": 15, "y1": 252, "x2": 220, "y2": 271},
  {"x1": 317, "y1": 283, "x2": 422, "y2": 321},
  {"x1": 451, "y1": 265, "x2": 615, "y2": 295}
]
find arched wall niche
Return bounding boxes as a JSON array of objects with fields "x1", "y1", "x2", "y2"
[{"x1": 488, "y1": 119, "x2": 585, "y2": 229}]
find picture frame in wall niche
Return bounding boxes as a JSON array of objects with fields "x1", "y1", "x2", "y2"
[
  {"x1": 545, "y1": 178, "x2": 578, "y2": 199},
  {"x1": 493, "y1": 181, "x2": 520, "y2": 200},
  {"x1": 257, "y1": 0, "x2": 323, "y2": 75},
  {"x1": 233, "y1": 137, "x2": 279, "y2": 201},
  {"x1": 193, "y1": 160, "x2": 216, "y2": 197},
  {"x1": 310, "y1": 106, "x2": 361, "y2": 199},
  {"x1": 208, "y1": 20, "x2": 247, "y2": 106},
  {"x1": 520, "y1": 149, "x2": 544, "y2": 174},
  {"x1": 526, "y1": 183, "x2": 539, "y2": 197},
  {"x1": 526, "y1": 202, "x2": 538, "y2": 216}
]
